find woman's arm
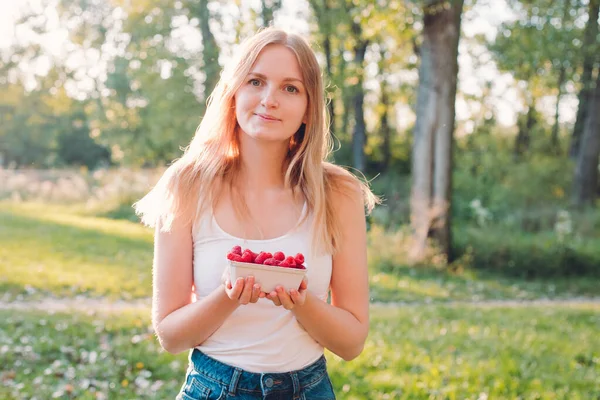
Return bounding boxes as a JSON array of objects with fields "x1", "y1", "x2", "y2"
[
  {"x1": 152, "y1": 218, "x2": 260, "y2": 354},
  {"x1": 267, "y1": 186, "x2": 370, "y2": 361}
]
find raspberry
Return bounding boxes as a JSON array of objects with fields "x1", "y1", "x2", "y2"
[
  {"x1": 264, "y1": 258, "x2": 280, "y2": 266},
  {"x1": 278, "y1": 260, "x2": 291, "y2": 267},
  {"x1": 255, "y1": 251, "x2": 272, "y2": 264},
  {"x1": 227, "y1": 253, "x2": 244, "y2": 262},
  {"x1": 283, "y1": 256, "x2": 296, "y2": 266},
  {"x1": 294, "y1": 253, "x2": 304, "y2": 264},
  {"x1": 231, "y1": 245, "x2": 242, "y2": 256},
  {"x1": 295, "y1": 264, "x2": 306, "y2": 270},
  {"x1": 243, "y1": 249, "x2": 258, "y2": 260},
  {"x1": 273, "y1": 251, "x2": 285, "y2": 262},
  {"x1": 241, "y1": 250, "x2": 254, "y2": 263}
]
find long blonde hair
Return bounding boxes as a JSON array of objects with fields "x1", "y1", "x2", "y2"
[{"x1": 134, "y1": 27, "x2": 379, "y2": 255}]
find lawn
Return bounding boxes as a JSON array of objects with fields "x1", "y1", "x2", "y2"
[
  {"x1": 1, "y1": 304, "x2": 598, "y2": 399},
  {"x1": 1, "y1": 201, "x2": 600, "y2": 399}
]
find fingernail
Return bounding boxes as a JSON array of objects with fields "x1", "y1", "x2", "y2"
[{"x1": 254, "y1": 284, "x2": 260, "y2": 290}]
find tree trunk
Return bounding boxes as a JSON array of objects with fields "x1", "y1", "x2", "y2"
[
  {"x1": 514, "y1": 102, "x2": 536, "y2": 159},
  {"x1": 380, "y1": 83, "x2": 391, "y2": 172},
  {"x1": 570, "y1": 0, "x2": 599, "y2": 159},
  {"x1": 324, "y1": 35, "x2": 335, "y2": 135},
  {"x1": 308, "y1": 0, "x2": 335, "y2": 135},
  {"x1": 573, "y1": 68, "x2": 600, "y2": 207},
  {"x1": 199, "y1": 0, "x2": 220, "y2": 104},
  {"x1": 339, "y1": 44, "x2": 352, "y2": 138},
  {"x1": 410, "y1": 0, "x2": 464, "y2": 262},
  {"x1": 378, "y1": 46, "x2": 391, "y2": 172},
  {"x1": 351, "y1": 20, "x2": 368, "y2": 172},
  {"x1": 552, "y1": 65, "x2": 566, "y2": 153}
]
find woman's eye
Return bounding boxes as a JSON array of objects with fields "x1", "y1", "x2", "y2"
[
  {"x1": 249, "y1": 79, "x2": 261, "y2": 86},
  {"x1": 285, "y1": 85, "x2": 299, "y2": 93}
]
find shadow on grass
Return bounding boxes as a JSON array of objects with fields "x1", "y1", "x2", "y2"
[{"x1": 0, "y1": 208, "x2": 153, "y2": 300}]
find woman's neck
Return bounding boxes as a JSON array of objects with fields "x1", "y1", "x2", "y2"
[{"x1": 237, "y1": 134, "x2": 290, "y2": 190}]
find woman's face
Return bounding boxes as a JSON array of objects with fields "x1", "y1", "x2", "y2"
[{"x1": 234, "y1": 44, "x2": 308, "y2": 144}]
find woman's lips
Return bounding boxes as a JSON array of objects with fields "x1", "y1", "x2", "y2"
[{"x1": 255, "y1": 113, "x2": 280, "y2": 122}]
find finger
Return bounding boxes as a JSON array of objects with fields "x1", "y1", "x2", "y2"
[
  {"x1": 228, "y1": 278, "x2": 244, "y2": 299},
  {"x1": 238, "y1": 276, "x2": 255, "y2": 305},
  {"x1": 290, "y1": 288, "x2": 305, "y2": 306},
  {"x1": 250, "y1": 284, "x2": 261, "y2": 303},
  {"x1": 267, "y1": 292, "x2": 281, "y2": 306},
  {"x1": 276, "y1": 287, "x2": 294, "y2": 310},
  {"x1": 299, "y1": 278, "x2": 308, "y2": 291},
  {"x1": 290, "y1": 288, "x2": 300, "y2": 303},
  {"x1": 226, "y1": 279, "x2": 232, "y2": 290}
]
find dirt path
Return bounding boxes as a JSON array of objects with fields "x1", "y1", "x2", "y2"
[{"x1": 1, "y1": 297, "x2": 600, "y2": 313}]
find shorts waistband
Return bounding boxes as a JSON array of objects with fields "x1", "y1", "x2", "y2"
[{"x1": 188, "y1": 349, "x2": 328, "y2": 397}]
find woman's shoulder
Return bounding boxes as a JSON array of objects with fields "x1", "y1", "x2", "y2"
[
  {"x1": 322, "y1": 162, "x2": 364, "y2": 195},
  {"x1": 134, "y1": 159, "x2": 209, "y2": 231},
  {"x1": 321, "y1": 161, "x2": 380, "y2": 213}
]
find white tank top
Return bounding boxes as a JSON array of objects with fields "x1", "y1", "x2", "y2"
[{"x1": 191, "y1": 203, "x2": 333, "y2": 373}]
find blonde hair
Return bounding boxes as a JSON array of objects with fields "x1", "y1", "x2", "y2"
[{"x1": 134, "y1": 27, "x2": 379, "y2": 255}]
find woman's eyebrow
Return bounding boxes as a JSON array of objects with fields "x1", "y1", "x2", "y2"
[{"x1": 248, "y1": 72, "x2": 304, "y2": 85}]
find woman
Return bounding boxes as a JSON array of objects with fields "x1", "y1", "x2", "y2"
[{"x1": 135, "y1": 27, "x2": 379, "y2": 399}]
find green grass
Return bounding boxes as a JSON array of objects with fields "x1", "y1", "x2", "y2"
[
  {"x1": 1, "y1": 201, "x2": 598, "y2": 303},
  {"x1": 1, "y1": 201, "x2": 600, "y2": 399},
  {"x1": 369, "y1": 268, "x2": 600, "y2": 303},
  {"x1": 1, "y1": 304, "x2": 598, "y2": 399},
  {"x1": 0, "y1": 202, "x2": 153, "y2": 300}
]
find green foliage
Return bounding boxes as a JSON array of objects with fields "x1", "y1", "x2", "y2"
[
  {"x1": 453, "y1": 131, "x2": 572, "y2": 225},
  {"x1": 454, "y1": 225, "x2": 600, "y2": 279},
  {"x1": 490, "y1": 0, "x2": 584, "y2": 97}
]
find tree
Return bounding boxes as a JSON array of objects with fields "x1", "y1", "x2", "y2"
[
  {"x1": 307, "y1": 0, "x2": 338, "y2": 136},
  {"x1": 573, "y1": 66, "x2": 600, "y2": 207},
  {"x1": 570, "y1": 0, "x2": 599, "y2": 159},
  {"x1": 261, "y1": 0, "x2": 282, "y2": 27},
  {"x1": 348, "y1": 15, "x2": 369, "y2": 173},
  {"x1": 306, "y1": 0, "x2": 417, "y2": 172},
  {"x1": 491, "y1": 0, "x2": 585, "y2": 156},
  {"x1": 410, "y1": 0, "x2": 464, "y2": 261},
  {"x1": 97, "y1": 0, "x2": 206, "y2": 164},
  {"x1": 195, "y1": 0, "x2": 220, "y2": 102}
]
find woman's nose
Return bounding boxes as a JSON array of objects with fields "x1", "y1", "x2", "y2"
[{"x1": 261, "y1": 86, "x2": 279, "y2": 108}]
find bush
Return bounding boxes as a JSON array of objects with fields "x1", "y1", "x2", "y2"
[{"x1": 453, "y1": 225, "x2": 600, "y2": 278}]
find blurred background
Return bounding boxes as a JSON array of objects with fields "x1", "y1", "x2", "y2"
[{"x1": 1, "y1": 0, "x2": 599, "y2": 399}]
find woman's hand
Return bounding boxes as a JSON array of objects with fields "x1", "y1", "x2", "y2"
[
  {"x1": 222, "y1": 268, "x2": 265, "y2": 305},
  {"x1": 265, "y1": 278, "x2": 308, "y2": 310}
]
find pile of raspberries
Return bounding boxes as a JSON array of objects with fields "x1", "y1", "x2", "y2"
[{"x1": 227, "y1": 246, "x2": 306, "y2": 269}]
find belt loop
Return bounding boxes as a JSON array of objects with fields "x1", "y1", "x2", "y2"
[
  {"x1": 290, "y1": 371, "x2": 301, "y2": 399},
  {"x1": 228, "y1": 367, "x2": 242, "y2": 396}
]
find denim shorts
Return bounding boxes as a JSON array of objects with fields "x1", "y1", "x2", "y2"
[{"x1": 176, "y1": 349, "x2": 336, "y2": 399}]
